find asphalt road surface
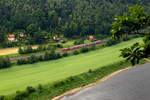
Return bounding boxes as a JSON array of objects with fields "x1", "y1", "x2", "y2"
[{"x1": 61, "y1": 62, "x2": 150, "y2": 100}]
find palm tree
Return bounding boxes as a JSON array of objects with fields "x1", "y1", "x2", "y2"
[{"x1": 120, "y1": 43, "x2": 143, "y2": 65}]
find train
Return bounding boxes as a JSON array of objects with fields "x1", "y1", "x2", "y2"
[{"x1": 58, "y1": 40, "x2": 107, "y2": 53}]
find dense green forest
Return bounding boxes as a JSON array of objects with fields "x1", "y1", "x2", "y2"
[{"x1": 0, "y1": 0, "x2": 150, "y2": 45}]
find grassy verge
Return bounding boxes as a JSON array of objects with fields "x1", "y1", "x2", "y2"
[{"x1": 3, "y1": 61, "x2": 132, "y2": 100}]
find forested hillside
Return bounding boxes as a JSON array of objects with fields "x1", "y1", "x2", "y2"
[{"x1": 0, "y1": 0, "x2": 150, "y2": 38}]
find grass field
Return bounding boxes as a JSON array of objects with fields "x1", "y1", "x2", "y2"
[{"x1": 0, "y1": 37, "x2": 143, "y2": 95}]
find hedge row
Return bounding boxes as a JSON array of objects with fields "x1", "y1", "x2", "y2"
[
  {"x1": 0, "y1": 44, "x2": 102, "y2": 70},
  {"x1": 0, "y1": 57, "x2": 11, "y2": 69},
  {"x1": 17, "y1": 45, "x2": 99, "y2": 65},
  {"x1": 18, "y1": 44, "x2": 63, "y2": 54},
  {"x1": 17, "y1": 51, "x2": 61, "y2": 65}
]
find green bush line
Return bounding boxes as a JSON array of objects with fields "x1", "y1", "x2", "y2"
[
  {"x1": 18, "y1": 44, "x2": 63, "y2": 54},
  {"x1": 16, "y1": 45, "x2": 104, "y2": 66},
  {"x1": 1, "y1": 61, "x2": 132, "y2": 100},
  {"x1": 0, "y1": 57, "x2": 11, "y2": 69}
]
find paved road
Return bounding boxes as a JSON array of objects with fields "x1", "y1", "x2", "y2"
[{"x1": 61, "y1": 62, "x2": 150, "y2": 100}]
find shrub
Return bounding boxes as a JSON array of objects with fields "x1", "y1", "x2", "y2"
[
  {"x1": 14, "y1": 86, "x2": 36, "y2": 100},
  {"x1": 80, "y1": 47, "x2": 89, "y2": 53},
  {"x1": 46, "y1": 44, "x2": 54, "y2": 50},
  {"x1": 54, "y1": 81, "x2": 65, "y2": 88},
  {"x1": 120, "y1": 43, "x2": 143, "y2": 65},
  {"x1": 37, "y1": 45, "x2": 46, "y2": 51},
  {"x1": 44, "y1": 51, "x2": 60, "y2": 61},
  {"x1": 74, "y1": 39, "x2": 84, "y2": 45},
  {"x1": 38, "y1": 84, "x2": 43, "y2": 91},
  {"x1": 17, "y1": 59, "x2": 27, "y2": 65},
  {"x1": 143, "y1": 34, "x2": 150, "y2": 57},
  {"x1": 14, "y1": 91, "x2": 28, "y2": 100},
  {"x1": 62, "y1": 52, "x2": 69, "y2": 57},
  {"x1": 73, "y1": 50, "x2": 80, "y2": 55},
  {"x1": 18, "y1": 47, "x2": 24, "y2": 54},
  {"x1": 55, "y1": 44, "x2": 63, "y2": 48},
  {"x1": 26, "y1": 86, "x2": 36, "y2": 94},
  {"x1": 27, "y1": 55, "x2": 38, "y2": 64},
  {"x1": 55, "y1": 53, "x2": 62, "y2": 59},
  {"x1": 38, "y1": 56, "x2": 44, "y2": 61},
  {"x1": 106, "y1": 39, "x2": 120, "y2": 46},
  {"x1": 19, "y1": 45, "x2": 34, "y2": 54},
  {"x1": 0, "y1": 95, "x2": 5, "y2": 100},
  {"x1": 26, "y1": 45, "x2": 34, "y2": 53},
  {"x1": 0, "y1": 57, "x2": 11, "y2": 69},
  {"x1": 90, "y1": 45, "x2": 96, "y2": 50},
  {"x1": 48, "y1": 51, "x2": 60, "y2": 60},
  {"x1": 44, "y1": 52, "x2": 51, "y2": 61}
]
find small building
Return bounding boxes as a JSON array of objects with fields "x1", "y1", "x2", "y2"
[
  {"x1": 8, "y1": 33, "x2": 15, "y2": 41},
  {"x1": 19, "y1": 33, "x2": 26, "y2": 38},
  {"x1": 8, "y1": 33, "x2": 17, "y2": 42},
  {"x1": 53, "y1": 35, "x2": 64, "y2": 41},
  {"x1": 87, "y1": 35, "x2": 94, "y2": 40}
]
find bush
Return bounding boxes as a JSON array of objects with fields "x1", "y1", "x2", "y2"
[
  {"x1": 89, "y1": 45, "x2": 96, "y2": 50},
  {"x1": 27, "y1": 55, "x2": 38, "y2": 64},
  {"x1": 88, "y1": 69, "x2": 94, "y2": 73},
  {"x1": 106, "y1": 39, "x2": 120, "y2": 46},
  {"x1": 55, "y1": 44, "x2": 63, "y2": 48},
  {"x1": 120, "y1": 43, "x2": 143, "y2": 65},
  {"x1": 38, "y1": 56, "x2": 44, "y2": 61},
  {"x1": 18, "y1": 45, "x2": 34, "y2": 54},
  {"x1": 80, "y1": 47, "x2": 89, "y2": 53},
  {"x1": 143, "y1": 34, "x2": 150, "y2": 57},
  {"x1": 62, "y1": 52, "x2": 69, "y2": 57},
  {"x1": 55, "y1": 53, "x2": 62, "y2": 59},
  {"x1": 46, "y1": 44, "x2": 55, "y2": 50},
  {"x1": 14, "y1": 91, "x2": 28, "y2": 100},
  {"x1": 26, "y1": 86, "x2": 36, "y2": 94},
  {"x1": 74, "y1": 39, "x2": 84, "y2": 45},
  {"x1": 0, "y1": 57, "x2": 11, "y2": 69},
  {"x1": 37, "y1": 45, "x2": 46, "y2": 51},
  {"x1": 19, "y1": 44, "x2": 56, "y2": 54},
  {"x1": 49, "y1": 51, "x2": 60, "y2": 60},
  {"x1": 17, "y1": 55, "x2": 40, "y2": 65},
  {"x1": 0, "y1": 95, "x2": 5, "y2": 100},
  {"x1": 54, "y1": 81, "x2": 65, "y2": 88},
  {"x1": 44, "y1": 52, "x2": 51, "y2": 61},
  {"x1": 18, "y1": 47, "x2": 24, "y2": 54},
  {"x1": 73, "y1": 50, "x2": 80, "y2": 55},
  {"x1": 44, "y1": 51, "x2": 61, "y2": 61},
  {"x1": 14, "y1": 86, "x2": 36, "y2": 100},
  {"x1": 38, "y1": 84, "x2": 43, "y2": 92},
  {"x1": 17, "y1": 59, "x2": 27, "y2": 65}
]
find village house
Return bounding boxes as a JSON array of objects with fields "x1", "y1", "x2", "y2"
[{"x1": 8, "y1": 33, "x2": 17, "y2": 42}]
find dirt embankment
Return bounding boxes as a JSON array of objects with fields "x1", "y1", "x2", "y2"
[
  {"x1": 0, "y1": 46, "x2": 38, "y2": 56},
  {"x1": 0, "y1": 47, "x2": 18, "y2": 56}
]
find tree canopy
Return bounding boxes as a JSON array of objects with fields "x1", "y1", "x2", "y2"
[
  {"x1": 111, "y1": 5, "x2": 150, "y2": 39},
  {"x1": 0, "y1": 0, "x2": 150, "y2": 37}
]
